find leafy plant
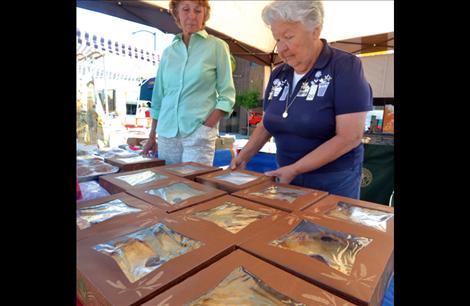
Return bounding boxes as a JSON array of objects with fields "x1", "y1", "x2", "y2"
[{"x1": 235, "y1": 90, "x2": 261, "y2": 110}]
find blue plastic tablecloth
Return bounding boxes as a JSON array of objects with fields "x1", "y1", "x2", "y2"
[
  {"x1": 213, "y1": 150, "x2": 277, "y2": 173},
  {"x1": 382, "y1": 276, "x2": 394, "y2": 306}
]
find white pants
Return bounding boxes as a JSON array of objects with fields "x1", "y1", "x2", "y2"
[{"x1": 158, "y1": 125, "x2": 218, "y2": 166}]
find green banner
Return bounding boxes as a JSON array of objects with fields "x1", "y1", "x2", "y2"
[{"x1": 360, "y1": 144, "x2": 394, "y2": 205}]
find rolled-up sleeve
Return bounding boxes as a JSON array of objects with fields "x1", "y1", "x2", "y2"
[
  {"x1": 150, "y1": 51, "x2": 166, "y2": 120},
  {"x1": 215, "y1": 41, "x2": 236, "y2": 116}
]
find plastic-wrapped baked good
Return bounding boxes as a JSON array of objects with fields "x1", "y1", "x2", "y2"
[
  {"x1": 77, "y1": 166, "x2": 93, "y2": 177},
  {"x1": 77, "y1": 155, "x2": 104, "y2": 165},
  {"x1": 76, "y1": 159, "x2": 87, "y2": 166},
  {"x1": 92, "y1": 164, "x2": 115, "y2": 173},
  {"x1": 77, "y1": 160, "x2": 119, "y2": 182},
  {"x1": 77, "y1": 149, "x2": 89, "y2": 156}
]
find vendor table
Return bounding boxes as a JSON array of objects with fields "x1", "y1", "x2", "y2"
[{"x1": 77, "y1": 180, "x2": 394, "y2": 306}]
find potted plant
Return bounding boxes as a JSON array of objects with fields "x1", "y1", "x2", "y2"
[
  {"x1": 235, "y1": 90, "x2": 263, "y2": 135},
  {"x1": 235, "y1": 90, "x2": 261, "y2": 110}
]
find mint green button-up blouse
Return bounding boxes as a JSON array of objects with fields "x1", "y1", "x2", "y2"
[{"x1": 150, "y1": 30, "x2": 236, "y2": 138}]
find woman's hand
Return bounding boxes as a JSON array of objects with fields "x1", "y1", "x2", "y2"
[
  {"x1": 141, "y1": 137, "x2": 158, "y2": 157},
  {"x1": 264, "y1": 165, "x2": 298, "y2": 184},
  {"x1": 230, "y1": 154, "x2": 248, "y2": 170}
]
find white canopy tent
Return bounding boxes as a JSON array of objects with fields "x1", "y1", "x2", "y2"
[
  {"x1": 78, "y1": 0, "x2": 394, "y2": 67},
  {"x1": 145, "y1": 0, "x2": 394, "y2": 54}
]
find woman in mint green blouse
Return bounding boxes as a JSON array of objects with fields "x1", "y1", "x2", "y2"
[{"x1": 142, "y1": 0, "x2": 235, "y2": 166}]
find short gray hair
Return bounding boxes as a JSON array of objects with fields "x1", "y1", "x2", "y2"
[{"x1": 262, "y1": 1, "x2": 324, "y2": 32}]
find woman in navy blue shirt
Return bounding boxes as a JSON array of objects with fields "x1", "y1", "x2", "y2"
[{"x1": 231, "y1": 0, "x2": 372, "y2": 199}]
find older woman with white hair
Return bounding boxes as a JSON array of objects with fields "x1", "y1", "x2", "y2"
[{"x1": 231, "y1": 0, "x2": 372, "y2": 199}]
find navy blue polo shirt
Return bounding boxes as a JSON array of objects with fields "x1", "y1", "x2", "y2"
[{"x1": 263, "y1": 39, "x2": 373, "y2": 173}]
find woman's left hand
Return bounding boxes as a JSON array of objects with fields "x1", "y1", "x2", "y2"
[{"x1": 264, "y1": 166, "x2": 298, "y2": 184}]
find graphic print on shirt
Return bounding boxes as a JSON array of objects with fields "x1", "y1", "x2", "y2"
[
  {"x1": 306, "y1": 81, "x2": 318, "y2": 101},
  {"x1": 279, "y1": 82, "x2": 289, "y2": 101},
  {"x1": 268, "y1": 78, "x2": 288, "y2": 101},
  {"x1": 296, "y1": 81, "x2": 311, "y2": 97},
  {"x1": 316, "y1": 74, "x2": 332, "y2": 97}
]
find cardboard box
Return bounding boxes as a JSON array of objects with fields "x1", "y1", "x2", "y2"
[
  {"x1": 301, "y1": 194, "x2": 394, "y2": 236},
  {"x1": 215, "y1": 135, "x2": 235, "y2": 150},
  {"x1": 232, "y1": 181, "x2": 329, "y2": 212},
  {"x1": 157, "y1": 162, "x2": 221, "y2": 181},
  {"x1": 126, "y1": 177, "x2": 226, "y2": 213},
  {"x1": 240, "y1": 212, "x2": 393, "y2": 306},
  {"x1": 172, "y1": 195, "x2": 288, "y2": 247},
  {"x1": 77, "y1": 193, "x2": 161, "y2": 241},
  {"x1": 99, "y1": 167, "x2": 180, "y2": 194},
  {"x1": 77, "y1": 213, "x2": 233, "y2": 306},
  {"x1": 195, "y1": 168, "x2": 273, "y2": 194},
  {"x1": 142, "y1": 249, "x2": 355, "y2": 306},
  {"x1": 105, "y1": 155, "x2": 165, "y2": 172},
  {"x1": 126, "y1": 136, "x2": 148, "y2": 146}
]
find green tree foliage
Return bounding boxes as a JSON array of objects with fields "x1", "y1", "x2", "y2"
[{"x1": 235, "y1": 90, "x2": 261, "y2": 109}]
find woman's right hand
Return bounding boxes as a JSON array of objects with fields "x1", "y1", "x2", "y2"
[
  {"x1": 230, "y1": 154, "x2": 248, "y2": 170},
  {"x1": 230, "y1": 122, "x2": 271, "y2": 171},
  {"x1": 141, "y1": 136, "x2": 157, "y2": 157}
]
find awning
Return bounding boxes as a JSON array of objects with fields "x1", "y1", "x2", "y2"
[
  {"x1": 77, "y1": 0, "x2": 276, "y2": 66},
  {"x1": 77, "y1": 0, "x2": 394, "y2": 67}
]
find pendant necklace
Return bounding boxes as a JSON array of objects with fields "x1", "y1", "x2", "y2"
[{"x1": 282, "y1": 88, "x2": 298, "y2": 119}]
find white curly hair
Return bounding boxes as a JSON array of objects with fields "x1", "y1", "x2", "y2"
[{"x1": 262, "y1": 0, "x2": 324, "y2": 32}]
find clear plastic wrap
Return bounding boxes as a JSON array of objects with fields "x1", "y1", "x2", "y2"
[
  {"x1": 249, "y1": 186, "x2": 307, "y2": 203},
  {"x1": 77, "y1": 199, "x2": 142, "y2": 230},
  {"x1": 270, "y1": 220, "x2": 372, "y2": 275},
  {"x1": 145, "y1": 183, "x2": 205, "y2": 205},
  {"x1": 77, "y1": 155, "x2": 119, "y2": 182},
  {"x1": 166, "y1": 164, "x2": 206, "y2": 175},
  {"x1": 117, "y1": 155, "x2": 153, "y2": 163},
  {"x1": 78, "y1": 164, "x2": 120, "y2": 181},
  {"x1": 97, "y1": 147, "x2": 139, "y2": 159},
  {"x1": 185, "y1": 266, "x2": 304, "y2": 306},
  {"x1": 94, "y1": 223, "x2": 204, "y2": 283},
  {"x1": 77, "y1": 155, "x2": 104, "y2": 166},
  {"x1": 115, "y1": 170, "x2": 168, "y2": 186},
  {"x1": 78, "y1": 181, "x2": 111, "y2": 202},
  {"x1": 76, "y1": 143, "x2": 99, "y2": 156},
  {"x1": 192, "y1": 201, "x2": 270, "y2": 233},
  {"x1": 325, "y1": 201, "x2": 394, "y2": 232},
  {"x1": 213, "y1": 172, "x2": 258, "y2": 185}
]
